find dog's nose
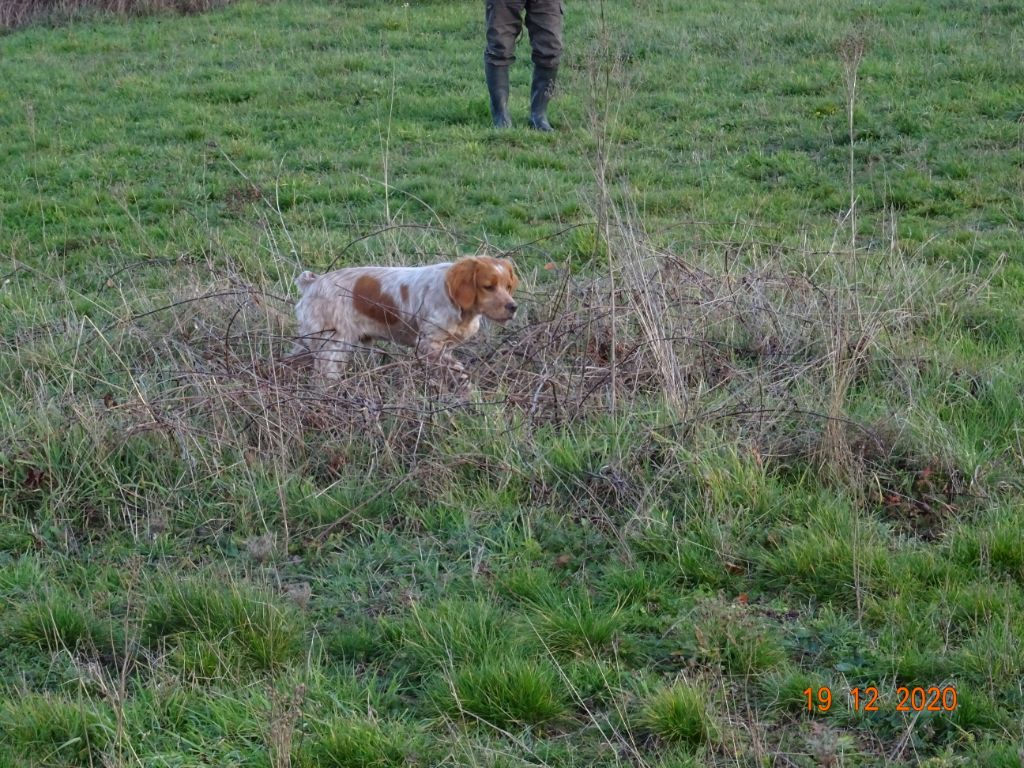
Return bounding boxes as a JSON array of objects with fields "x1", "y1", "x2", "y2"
[{"x1": 506, "y1": 302, "x2": 518, "y2": 315}]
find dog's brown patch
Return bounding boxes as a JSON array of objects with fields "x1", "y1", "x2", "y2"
[
  {"x1": 400, "y1": 284, "x2": 409, "y2": 302},
  {"x1": 353, "y1": 275, "x2": 400, "y2": 326}
]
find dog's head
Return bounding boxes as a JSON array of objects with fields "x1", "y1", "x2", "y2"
[{"x1": 445, "y1": 256, "x2": 519, "y2": 322}]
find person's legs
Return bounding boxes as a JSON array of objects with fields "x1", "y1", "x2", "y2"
[
  {"x1": 524, "y1": 0, "x2": 563, "y2": 131},
  {"x1": 485, "y1": 0, "x2": 526, "y2": 67},
  {"x1": 523, "y1": 0, "x2": 562, "y2": 70},
  {"x1": 484, "y1": 0, "x2": 527, "y2": 127}
]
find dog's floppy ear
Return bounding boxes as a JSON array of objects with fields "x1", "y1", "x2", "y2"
[{"x1": 445, "y1": 258, "x2": 479, "y2": 311}]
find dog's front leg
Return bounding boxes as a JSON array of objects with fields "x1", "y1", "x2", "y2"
[{"x1": 416, "y1": 337, "x2": 470, "y2": 390}]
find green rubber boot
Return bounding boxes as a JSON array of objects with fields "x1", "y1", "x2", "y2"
[
  {"x1": 528, "y1": 65, "x2": 558, "y2": 132},
  {"x1": 485, "y1": 62, "x2": 512, "y2": 128}
]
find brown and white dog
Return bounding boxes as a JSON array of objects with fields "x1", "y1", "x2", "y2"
[{"x1": 291, "y1": 256, "x2": 519, "y2": 382}]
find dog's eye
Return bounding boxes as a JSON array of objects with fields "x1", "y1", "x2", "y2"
[{"x1": 483, "y1": 284, "x2": 496, "y2": 291}]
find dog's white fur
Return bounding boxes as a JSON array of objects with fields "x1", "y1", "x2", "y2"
[{"x1": 291, "y1": 256, "x2": 519, "y2": 381}]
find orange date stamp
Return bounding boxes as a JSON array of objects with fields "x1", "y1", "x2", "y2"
[{"x1": 803, "y1": 685, "x2": 958, "y2": 713}]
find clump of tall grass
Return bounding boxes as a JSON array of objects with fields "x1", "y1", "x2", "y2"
[
  {"x1": 0, "y1": 693, "x2": 114, "y2": 766},
  {"x1": 296, "y1": 715, "x2": 420, "y2": 768},
  {"x1": 635, "y1": 681, "x2": 719, "y2": 747},
  {"x1": 443, "y1": 655, "x2": 569, "y2": 728},
  {"x1": 142, "y1": 575, "x2": 306, "y2": 673}
]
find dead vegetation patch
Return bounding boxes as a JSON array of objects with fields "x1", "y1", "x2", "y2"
[
  {"x1": 1, "y1": 0, "x2": 232, "y2": 30},
  {"x1": 0, "y1": 220, "x2": 982, "y2": 538}
]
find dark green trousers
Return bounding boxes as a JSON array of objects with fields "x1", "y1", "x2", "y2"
[{"x1": 484, "y1": 0, "x2": 564, "y2": 69}]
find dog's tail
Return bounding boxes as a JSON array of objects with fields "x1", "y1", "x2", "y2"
[{"x1": 295, "y1": 270, "x2": 318, "y2": 294}]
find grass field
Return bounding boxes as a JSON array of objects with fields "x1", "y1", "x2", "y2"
[{"x1": 2, "y1": 0, "x2": 1023, "y2": 765}]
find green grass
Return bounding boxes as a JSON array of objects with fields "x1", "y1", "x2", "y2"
[{"x1": 2, "y1": 0, "x2": 1023, "y2": 765}]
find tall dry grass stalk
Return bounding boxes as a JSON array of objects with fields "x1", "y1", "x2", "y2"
[
  {"x1": 268, "y1": 684, "x2": 306, "y2": 768},
  {"x1": 606, "y1": 194, "x2": 687, "y2": 418},
  {"x1": 821, "y1": 34, "x2": 869, "y2": 491},
  {"x1": 840, "y1": 34, "x2": 866, "y2": 257},
  {"x1": 584, "y1": 0, "x2": 632, "y2": 419}
]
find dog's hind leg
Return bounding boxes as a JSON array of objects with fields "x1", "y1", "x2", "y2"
[{"x1": 311, "y1": 335, "x2": 358, "y2": 380}]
